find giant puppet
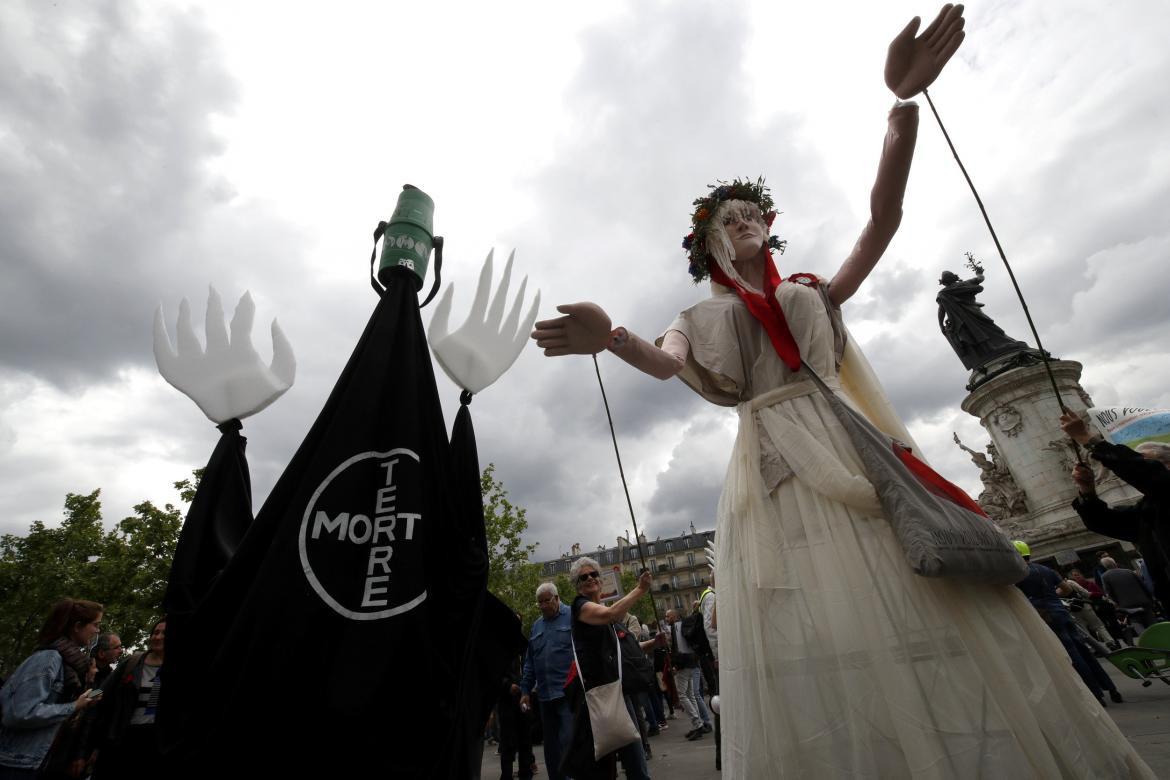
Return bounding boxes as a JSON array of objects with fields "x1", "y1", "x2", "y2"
[
  {"x1": 153, "y1": 186, "x2": 538, "y2": 777},
  {"x1": 532, "y1": 6, "x2": 1154, "y2": 778}
]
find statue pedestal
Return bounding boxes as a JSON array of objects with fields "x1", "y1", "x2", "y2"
[{"x1": 960, "y1": 359, "x2": 1139, "y2": 558}]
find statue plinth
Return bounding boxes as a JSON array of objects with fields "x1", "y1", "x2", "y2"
[{"x1": 960, "y1": 359, "x2": 1139, "y2": 557}]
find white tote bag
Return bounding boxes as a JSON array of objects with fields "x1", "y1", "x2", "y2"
[{"x1": 571, "y1": 624, "x2": 640, "y2": 760}]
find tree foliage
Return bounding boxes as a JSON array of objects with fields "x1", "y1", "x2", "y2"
[
  {"x1": 482, "y1": 464, "x2": 544, "y2": 633},
  {"x1": 0, "y1": 477, "x2": 192, "y2": 677}
]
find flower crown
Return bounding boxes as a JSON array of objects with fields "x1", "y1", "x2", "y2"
[{"x1": 681, "y1": 176, "x2": 787, "y2": 283}]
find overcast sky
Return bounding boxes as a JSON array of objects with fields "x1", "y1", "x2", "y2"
[{"x1": 2, "y1": 1, "x2": 1167, "y2": 563}]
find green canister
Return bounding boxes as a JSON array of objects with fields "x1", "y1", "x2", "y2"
[{"x1": 377, "y1": 184, "x2": 434, "y2": 290}]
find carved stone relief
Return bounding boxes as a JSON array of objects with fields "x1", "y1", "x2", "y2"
[{"x1": 991, "y1": 404, "x2": 1024, "y2": 437}]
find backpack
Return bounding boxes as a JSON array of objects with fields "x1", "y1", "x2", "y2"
[
  {"x1": 681, "y1": 612, "x2": 712, "y2": 657},
  {"x1": 614, "y1": 625, "x2": 655, "y2": 693}
]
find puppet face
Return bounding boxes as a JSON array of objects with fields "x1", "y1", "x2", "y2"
[{"x1": 721, "y1": 204, "x2": 767, "y2": 263}]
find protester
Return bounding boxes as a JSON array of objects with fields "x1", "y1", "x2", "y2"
[
  {"x1": 699, "y1": 574, "x2": 717, "y2": 666},
  {"x1": 497, "y1": 650, "x2": 534, "y2": 780},
  {"x1": 664, "y1": 609, "x2": 707, "y2": 741},
  {"x1": 90, "y1": 635, "x2": 123, "y2": 690},
  {"x1": 560, "y1": 557, "x2": 651, "y2": 780},
  {"x1": 1062, "y1": 412, "x2": 1170, "y2": 607},
  {"x1": 1056, "y1": 576, "x2": 1115, "y2": 649},
  {"x1": 1099, "y1": 558, "x2": 1158, "y2": 632},
  {"x1": 519, "y1": 583, "x2": 573, "y2": 780},
  {"x1": 614, "y1": 618, "x2": 662, "y2": 762},
  {"x1": 1013, "y1": 542, "x2": 1123, "y2": 707},
  {"x1": 91, "y1": 618, "x2": 165, "y2": 779},
  {"x1": 1068, "y1": 567, "x2": 1103, "y2": 599},
  {"x1": 0, "y1": 599, "x2": 103, "y2": 778}
]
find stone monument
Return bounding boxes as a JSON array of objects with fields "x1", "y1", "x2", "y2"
[{"x1": 937, "y1": 259, "x2": 1140, "y2": 562}]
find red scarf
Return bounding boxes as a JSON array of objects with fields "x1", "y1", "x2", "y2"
[{"x1": 708, "y1": 249, "x2": 801, "y2": 372}]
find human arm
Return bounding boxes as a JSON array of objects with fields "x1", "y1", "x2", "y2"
[
  {"x1": 1062, "y1": 412, "x2": 1170, "y2": 498},
  {"x1": 531, "y1": 302, "x2": 687, "y2": 380},
  {"x1": 519, "y1": 646, "x2": 535, "y2": 697},
  {"x1": 577, "y1": 570, "x2": 653, "y2": 626},
  {"x1": 1072, "y1": 489, "x2": 1142, "y2": 545},
  {"x1": 639, "y1": 634, "x2": 667, "y2": 653},
  {"x1": 700, "y1": 591, "x2": 717, "y2": 635},
  {"x1": 0, "y1": 654, "x2": 88, "y2": 728}
]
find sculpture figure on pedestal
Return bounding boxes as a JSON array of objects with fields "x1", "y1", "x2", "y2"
[
  {"x1": 953, "y1": 433, "x2": 1028, "y2": 522},
  {"x1": 937, "y1": 258, "x2": 1029, "y2": 371}
]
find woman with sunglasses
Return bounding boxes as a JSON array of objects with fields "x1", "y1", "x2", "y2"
[{"x1": 560, "y1": 557, "x2": 653, "y2": 779}]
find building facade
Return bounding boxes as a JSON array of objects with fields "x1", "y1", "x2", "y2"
[{"x1": 539, "y1": 527, "x2": 715, "y2": 621}]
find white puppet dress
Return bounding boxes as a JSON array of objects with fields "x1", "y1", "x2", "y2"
[{"x1": 657, "y1": 276, "x2": 1152, "y2": 779}]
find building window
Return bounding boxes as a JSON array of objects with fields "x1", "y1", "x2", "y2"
[
  {"x1": 667, "y1": 556, "x2": 675, "y2": 570},
  {"x1": 650, "y1": 559, "x2": 657, "y2": 573},
  {"x1": 648, "y1": 544, "x2": 655, "y2": 555},
  {"x1": 671, "y1": 575, "x2": 679, "y2": 589},
  {"x1": 687, "y1": 552, "x2": 695, "y2": 568},
  {"x1": 674, "y1": 595, "x2": 683, "y2": 610},
  {"x1": 665, "y1": 541, "x2": 673, "y2": 552},
  {"x1": 691, "y1": 571, "x2": 698, "y2": 586}
]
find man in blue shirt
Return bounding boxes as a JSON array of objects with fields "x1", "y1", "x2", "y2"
[
  {"x1": 520, "y1": 582, "x2": 574, "y2": 780},
  {"x1": 1013, "y1": 540, "x2": 1122, "y2": 707}
]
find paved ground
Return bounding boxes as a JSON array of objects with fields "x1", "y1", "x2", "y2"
[{"x1": 483, "y1": 665, "x2": 1170, "y2": 778}]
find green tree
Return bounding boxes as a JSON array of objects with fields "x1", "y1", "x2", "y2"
[
  {"x1": 0, "y1": 491, "x2": 106, "y2": 674},
  {"x1": 0, "y1": 476, "x2": 192, "y2": 676},
  {"x1": 618, "y1": 570, "x2": 657, "y2": 627},
  {"x1": 482, "y1": 464, "x2": 544, "y2": 632},
  {"x1": 554, "y1": 574, "x2": 575, "y2": 608}
]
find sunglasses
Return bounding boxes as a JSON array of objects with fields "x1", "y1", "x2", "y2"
[{"x1": 577, "y1": 571, "x2": 601, "y2": 583}]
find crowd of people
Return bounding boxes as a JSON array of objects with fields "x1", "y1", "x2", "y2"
[
  {"x1": 0, "y1": 600, "x2": 165, "y2": 779},
  {"x1": 482, "y1": 403, "x2": 1169, "y2": 779},
  {"x1": 496, "y1": 562, "x2": 719, "y2": 780}
]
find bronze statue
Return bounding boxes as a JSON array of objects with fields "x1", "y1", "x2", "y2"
[{"x1": 937, "y1": 259, "x2": 1028, "y2": 371}]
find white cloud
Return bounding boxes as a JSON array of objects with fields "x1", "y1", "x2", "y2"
[{"x1": 2, "y1": 0, "x2": 1168, "y2": 567}]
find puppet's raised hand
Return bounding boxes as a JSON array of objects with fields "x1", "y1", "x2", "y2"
[
  {"x1": 427, "y1": 249, "x2": 540, "y2": 394},
  {"x1": 531, "y1": 302, "x2": 613, "y2": 357},
  {"x1": 885, "y1": 4, "x2": 966, "y2": 99},
  {"x1": 154, "y1": 287, "x2": 295, "y2": 424}
]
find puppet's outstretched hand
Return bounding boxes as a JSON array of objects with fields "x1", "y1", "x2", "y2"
[
  {"x1": 885, "y1": 4, "x2": 965, "y2": 99},
  {"x1": 531, "y1": 302, "x2": 613, "y2": 357}
]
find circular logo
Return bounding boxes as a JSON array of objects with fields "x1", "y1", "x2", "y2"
[{"x1": 298, "y1": 448, "x2": 427, "y2": 620}]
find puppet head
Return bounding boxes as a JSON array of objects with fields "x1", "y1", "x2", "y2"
[{"x1": 681, "y1": 177, "x2": 786, "y2": 287}]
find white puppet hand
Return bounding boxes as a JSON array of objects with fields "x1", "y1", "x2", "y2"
[
  {"x1": 153, "y1": 286, "x2": 296, "y2": 424},
  {"x1": 428, "y1": 249, "x2": 540, "y2": 395}
]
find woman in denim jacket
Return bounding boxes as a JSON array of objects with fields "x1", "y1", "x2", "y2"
[{"x1": 0, "y1": 599, "x2": 103, "y2": 778}]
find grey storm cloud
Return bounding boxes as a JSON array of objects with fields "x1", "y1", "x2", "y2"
[
  {"x1": 0, "y1": 1, "x2": 243, "y2": 386},
  {"x1": 3, "y1": 0, "x2": 1169, "y2": 563}
]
